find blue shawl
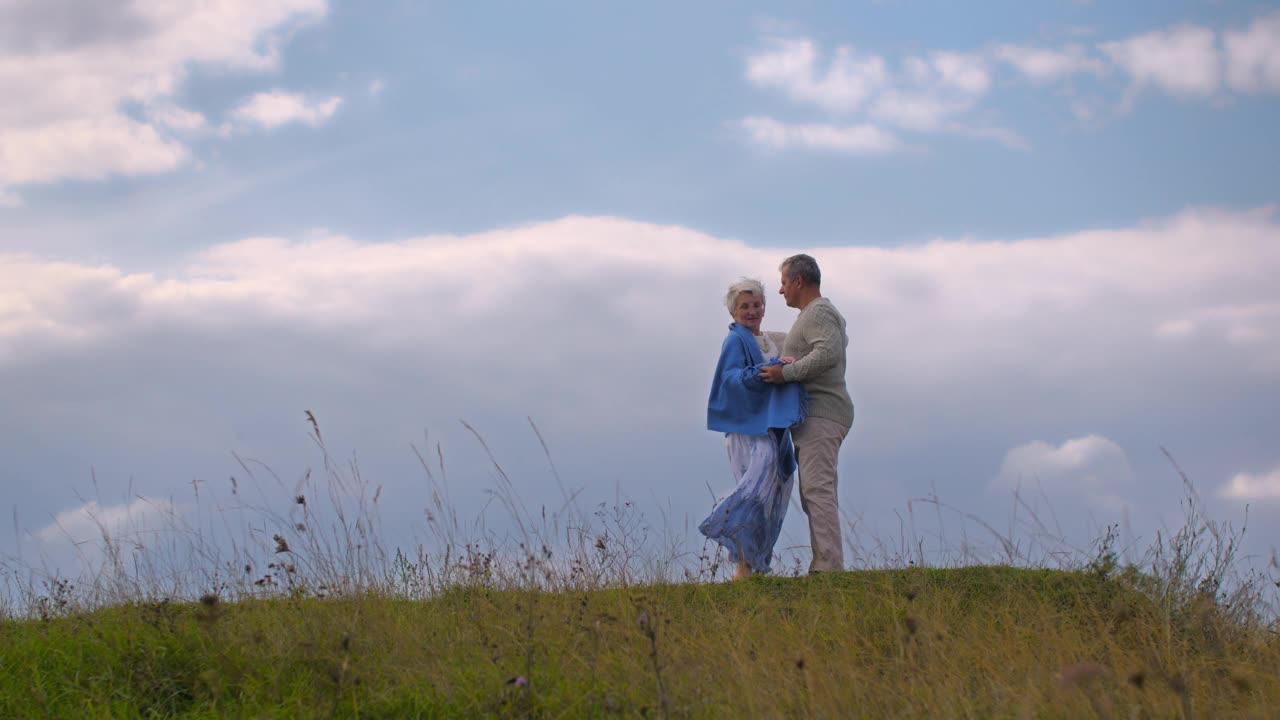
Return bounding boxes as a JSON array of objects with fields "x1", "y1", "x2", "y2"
[{"x1": 707, "y1": 323, "x2": 806, "y2": 477}]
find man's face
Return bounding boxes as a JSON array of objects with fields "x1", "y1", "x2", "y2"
[{"x1": 779, "y1": 270, "x2": 800, "y2": 308}]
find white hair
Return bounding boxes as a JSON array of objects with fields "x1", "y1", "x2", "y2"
[{"x1": 724, "y1": 277, "x2": 766, "y2": 315}]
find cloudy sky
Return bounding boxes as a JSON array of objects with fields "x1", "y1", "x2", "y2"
[{"x1": 2, "y1": 0, "x2": 1278, "y2": 580}]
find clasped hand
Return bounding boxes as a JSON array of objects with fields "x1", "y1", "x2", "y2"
[{"x1": 758, "y1": 356, "x2": 795, "y2": 384}]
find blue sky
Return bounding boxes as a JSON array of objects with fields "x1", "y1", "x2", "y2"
[
  {"x1": 8, "y1": 0, "x2": 1280, "y2": 258},
  {"x1": 1, "y1": 0, "x2": 1278, "y2": 583}
]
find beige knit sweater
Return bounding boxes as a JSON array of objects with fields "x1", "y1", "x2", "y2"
[{"x1": 781, "y1": 297, "x2": 854, "y2": 428}]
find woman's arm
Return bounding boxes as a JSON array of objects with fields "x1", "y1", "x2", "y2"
[{"x1": 716, "y1": 333, "x2": 770, "y2": 392}]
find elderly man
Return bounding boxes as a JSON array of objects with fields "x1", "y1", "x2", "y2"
[{"x1": 758, "y1": 254, "x2": 853, "y2": 573}]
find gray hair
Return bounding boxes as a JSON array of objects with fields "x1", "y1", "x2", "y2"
[
  {"x1": 724, "y1": 277, "x2": 766, "y2": 314},
  {"x1": 779, "y1": 253, "x2": 821, "y2": 286}
]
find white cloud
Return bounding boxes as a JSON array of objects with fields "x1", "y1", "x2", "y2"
[
  {"x1": 149, "y1": 105, "x2": 210, "y2": 133},
  {"x1": 0, "y1": 116, "x2": 190, "y2": 185},
  {"x1": 1219, "y1": 467, "x2": 1280, "y2": 500},
  {"x1": 1224, "y1": 11, "x2": 1280, "y2": 94},
  {"x1": 1100, "y1": 24, "x2": 1221, "y2": 99},
  {"x1": 993, "y1": 43, "x2": 1106, "y2": 83},
  {"x1": 0, "y1": 0, "x2": 328, "y2": 190},
  {"x1": 1153, "y1": 304, "x2": 1279, "y2": 354},
  {"x1": 4, "y1": 208, "x2": 1278, "y2": 365},
  {"x1": 368, "y1": 78, "x2": 386, "y2": 96},
  {"x1": 867, "y1": 53, "x2": 1009, "y2": 140},
  {"x1": 740, "y1": 17, "x2": 1280, "y2": 155},
  {"x1": 3, "y1": 207, "x2": 1279, "y2": 571},
  {"x1": 870, "y1": 90, "x2": 967, "y2": 132},
  {"x1": 877, "y1": 51, "x2": 994, "y2": 128},
  {"x1": 2, "y1": 206, "x2": 1278, "y2": 422},
  {"x1": 31, "y1": 496, "x2": 187, "y2": 578},
  {"x1": 1155, "y1": 318, "x2": 1196, "y2": 339},
  {"x1": 948, "y1": 124, "x2": 1030, "y2": 151},
  {"x1": 994, "y1": 436, "x2": 1135, "y2": 511},
  {"x1": 745, "y1": 37, "x2": 887, "y2": 114},
  {"x1": 740, "y1": 116, "x2": 901, "y2": 154},
  {"x1": 930, "y1": 51, "x2": 992, "y2": 95},
  {"x1": 743, "y1": 38, "x2": 1010, "y2": 149},
  {"x1": 38, "y1": 497, "x2": 179, "y2": 546},
  {"x1": 230, "y1": 90, "x2": 344, "y2": 130}
]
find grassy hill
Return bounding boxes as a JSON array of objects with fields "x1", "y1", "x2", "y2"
[{"x1": 3, "y1": 565, "x2": 1276, "y2": 718}]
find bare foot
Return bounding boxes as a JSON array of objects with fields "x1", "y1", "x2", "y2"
[{"x1": 733, "y1": 560, "x2": 753, "y2": 580}]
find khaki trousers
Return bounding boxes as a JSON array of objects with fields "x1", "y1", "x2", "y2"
[{"x1": 791, "y1": 416, "x2": 850, "y2": 573}]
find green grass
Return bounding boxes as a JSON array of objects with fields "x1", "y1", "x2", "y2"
[
  {"x1": 5, "y1": 427, "x2": 1275, "y2": 717},
  {"x1": 3, "y1": 566, "x2": 1276, "y2": 718}
]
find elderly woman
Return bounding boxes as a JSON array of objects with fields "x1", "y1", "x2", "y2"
[{"x1": 701, "y1": 278, "x2": 806, "y2": 579}]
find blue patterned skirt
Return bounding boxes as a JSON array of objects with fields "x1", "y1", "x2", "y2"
[{"x1": 699, "y1": 429, "x2": 795, "y2": 573}]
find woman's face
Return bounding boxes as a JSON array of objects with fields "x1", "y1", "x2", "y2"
[{"x1": 731, "y1": 291, "x2": 765, "y2": 334}]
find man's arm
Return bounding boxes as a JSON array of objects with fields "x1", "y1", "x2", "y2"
[
  {"x1": 781, "y1": 305, "x2": 843, "y2": 383},
  {"x1": 758, "y1": 363, "x2": 786, "y2": 384}
]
